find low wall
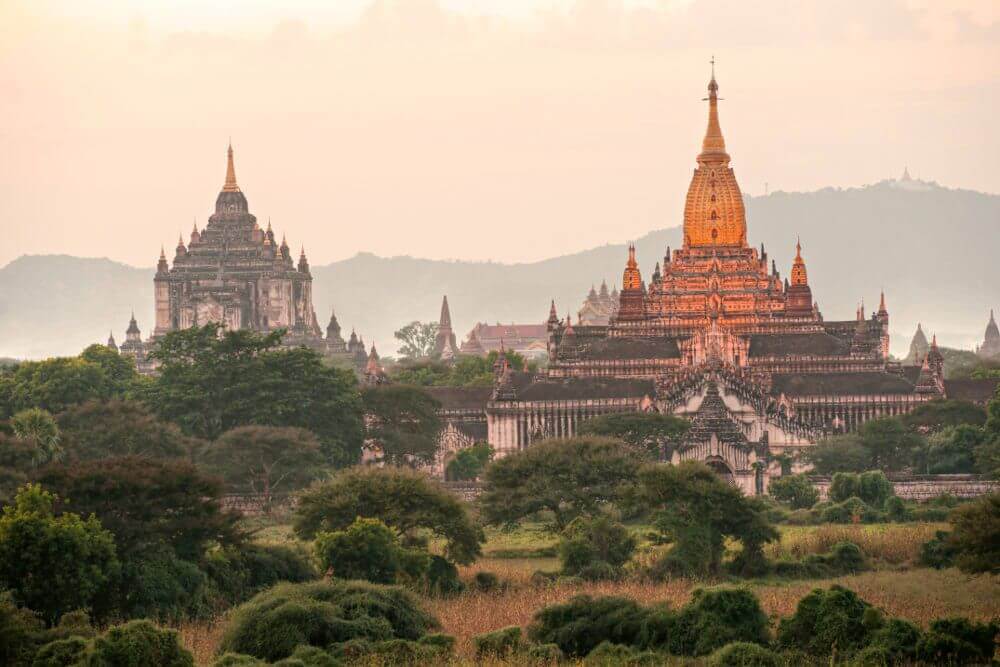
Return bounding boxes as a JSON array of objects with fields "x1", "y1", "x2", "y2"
[{"x1": 809, "y1": 474, "x2": 998, "y2": 501}]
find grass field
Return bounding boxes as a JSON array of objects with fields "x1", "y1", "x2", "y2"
[{"x1": 178, "y1": 521, "x2": 1000, "y2": 665}]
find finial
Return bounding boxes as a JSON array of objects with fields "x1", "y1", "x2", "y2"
[
  {"x1": 795, "y1": 236, "x2": 801, "y2": 258},
  {"x1": 710, "y1": 54, "x2": 716, "y2": 80},
  {"x1": 223, "y1": 140, "x2": 240, "y2": 193}
]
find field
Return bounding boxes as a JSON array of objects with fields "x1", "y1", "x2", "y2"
[{"x1": 178, "y1": 520, "x2": 1000, "y2": 665}]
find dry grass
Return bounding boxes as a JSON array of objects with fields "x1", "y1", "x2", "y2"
[
  {"x1": 175, "y1": 616, "x2": 227, "y2": 667},
  {"x1": 764, "y1": 522, "x2": 945, "y2": 565}
]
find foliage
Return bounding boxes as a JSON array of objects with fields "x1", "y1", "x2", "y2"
[
  {"x1": 218, "y1": 580, "x2": 438, "y2": 662},
  {"x1": 776, "y1": 585, "x2": 873, "y2": 655},
  {"x1": 393, "y1": 321, "x2": 439, "y2": 360},
  {"x1": 480, "y1": 437, "x2": 639, "y2": 530},
  {"x1": 0, "y1": 484, "x2": 118, "y2": 624},
  {"x1": 0, "y1": 433, "x2": 36, "y2": 503},
  {"x1": 828, "y1": 471, "x2": 893, "y2": 508},
  {"x1": 360, "y1": 385, "x2": 441, "y2": 467},
  {"x1": 56, "y1": 399, "x2": 192, "y2": 462},
  {"x1": 920, "y1": 424, "x2": 984, "y2": 474},
  {"x1": 583, "y1": 641, "x2": 662, "y2": 666},
  {"x1": 314, "y1": 517, "x2": 427, "y2": 585},
  {"x1": 901, "y1": 399, "x2": 986, "y2": 432},
  {"x1": 669, "y1": 588, "x2": 770, "y2": 657},
  {"x1": 866, "y1": 617, "x2": 922, "y2": 664},
  {"x1": 202, "y1": 544, "x2": 317, "y2": 609},
  {"x1": 424, "y1": 555, "x2": 464, "y2": 597},
  {"x1": 33, "y1": 636, "x2": 89, "y2": 666},
  {"x1": 944, "y1": 492, "x2": 999, "y2": 574},
  {"x1": 804, "y1": 435, "x2": 872, "y2": 474},
  {"x1": 808, "y1": 418, "x2": 925, "y2": 473},
  {"x1": 79, "y1": 343, "x2": 139, "y2": 395},
  {"x1": 444, "y1": 442, "x2": 492, "y2": 481},
  {"x1": 577, "y1": 412, "x2": 690, "y2": 460},
  {"x1": 915, "y1": 617, "x2": 999, "y2": 665},
  {"x1": 10, "y1": 408, "x2": 63, "y2": 466},
  {"x1": 84, "y1": 619, "x2": 194, "y2": 667},
  {"x1": 141, "y1": 324, "x2": 364, "y2": 467},
  {"x1": 473, "y1": 625, "x2": 523, "y2": 659},
  {"x1": 330, "y1": 637, "x2": 449, "y2": 665},
  {"x1": 528, "y1": 594, "x2": 651, "y2": 658},
  {"x1": 639, "y1": 462, "x2": 778, "y2": 578},
  {"x1": 772, "y1": 541, "x2": 868, "y2": 579},
  {"x1": 389, "y1": 349, "x2": 531, "y2": 387},
  {"x1": 36, "y1": 455, "x2": 242, "y2": 560},
  {"x1": 293, "y1": 466, "x2": 482, "y2": 564},
  {"x1": 0, "y1": 593, "x2": 45, "y2": 666},
  {"x1": 767, "y1": 474, "x2": 819, "y2": 509},
  {"x1": 819, "y1": 497, "x2": 886, "y2": 524},
  {"x1": 200, "y1": 426, "x2": 324, "y2": 503},
  {"x1": 919, "y1": 530, "x2": 957, "y2": 569},
  {"x1": 110, "y1": 546, "x2": 210, "y2": 621},
  {"x1": 558, "y1": 515, "x2": 636, "y2": 580},
  {"x1": 1, "y1": 356, "x2": 115, "y2": 417},
  {"x1": 471, "y1": 571, "x2": 501, "y2": 593},
  {"x1": 708, "y1": 641, "x2": 780, "y2": 667}
]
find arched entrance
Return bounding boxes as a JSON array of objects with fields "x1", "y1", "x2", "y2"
[{"x1": 704, "y1": 456, "x2": 735, "y2": 485}]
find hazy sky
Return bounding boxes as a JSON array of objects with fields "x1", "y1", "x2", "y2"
[{"x1": 1, "y1": 0, "x2": 998, "y2": 269}]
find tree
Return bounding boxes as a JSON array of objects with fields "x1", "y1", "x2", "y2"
[
  {"x1": 200, "y1": 426, "x2": 324, "y2": 506},
  {"x1": 79, "y1": 343, "x2": 139, "y2": 396},
  {"x1": 0, "y1": 484, "x2": 118, "y2": 624},
  {"x1": 639, "y1": 461, "x2": 778, "y2": 578},
  {"x1": 922, "y1": 425, "x2": 983, "y2": 474},
  {"x1": 577, "y1": 412, "x2": 690, "y2": 460},
  {"x1": 2, "y1": 357, "x2": 113, "y2": 417},
  {"x1": 480, "y1": 437, "x2": 639, "y2": 531},
  {"x1": 141, "y1": 324, "x2": 364, "y2": 467},
  {"x1": 361, "y1": 385, "x2": 442, "y2": 466},
  {"x1": 35, "y1": 455, "x2": 241, "y2": 560},
  {"x1": 56, "y1": 399, "x2": 193, "y2": 462},
  {"x1": 293, "y1": 466, "x2": 483, "y2": 565},
  {"x1": 394, "y1": 321, "x2": 439, "y2": 359},
  {"x1": 0, "y1": 433, "x2": 35, "y2": 504},
  {"x1": 901, "y1": 399, "x2": 986, "y2": 433},
  {"x1": 10, "y1": 408, "x2": 63, "y2": 466},
  {"x1": 805, "y1": 434, "x2": 871, "y2": 474},
  {"x1": 945, "y1": 493, "x2": 999, "y2": 574},
  {"x1": 857, "y1": 418, "x2": 924, "y2": 471},
  {"x1": 445, "y1": 442, "x2": 492, "y2": 481},
  {"x1": 767, "y1": 474, "x2": 819, "y2": 509},
  {"x1": 558, "y1": 515, "x2": 636, "y2": 580},
  {"x1": 314, "y1": 517, "x2": 427, "y2": 584}
]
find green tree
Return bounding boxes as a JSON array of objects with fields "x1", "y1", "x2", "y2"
[
  {"x1": 858, "y1": 418, "x2": 924, "y2": 471},
  {"x1": 805, "y1": 434, "x2": 871, "y2": 474},
  {"x1": 577, "y1": 412, "x2": 690, "y2": 460},
  {"x1": 86, "y1": 619, "x2": 194, "y2": 667},
  {"x1": 922, "y1": 425, "x2": 983, "y2": 474},
  {"x1": 200, "y1": 426, "x2": 324, "y2": 506},
  {"x1": 394, "y1": 321, "x2": 439, "y2": 359},
  {"x1": 901, "y1": 399, "x2": 986, "y2": 433},
  {"x1": 314, "y1": 517, "x2": 428, "y2": 584},
  {"x1": 0, "y1": 484, "x2": 118, "y2": 624},
  {"x1": 480, "y1": 437, "x2": 639, "y2": 531},
  {"x1": 0, "y1": 433, "x2": 35, "y2": 504},
  {"x1": 79, "y1": 343, "x2": 139, "y2": 396},
  {"x1": 361, "y1": 385, "x2": 442, "y2": 467},
  {"x1": 294, "y1": 466, "x2": 483, "y2": 565},
  {"x1": 945, "y1": 493, "x2": 999, "y2": 574},
  {"x1": 10, "y1": 408, "x2": 63, "y2": 466},
  {"x1": 142, "y1": 324, "x2": 364, "y2": 467},
  {"x1": 445, "y1": 442, "x2": 492, "y2": 481},
  {"x1": 35, "y1": 455, "x2": 241, "y2": 560},
  {"x1": 56, "y1": 399, "x2": 193, "y2": 462},
  {"x1": 558, "y1": 515, "x2": 636, "y2": 580},
  {"x1": 767, "y1": 474, "x2": 819, "y2": 509},
  {"x1": 640, "y1": 461, "x2": 778, "y2": 578},
  {"x1": 3, "y1": 357, "x2": 112, "y2": 417}
]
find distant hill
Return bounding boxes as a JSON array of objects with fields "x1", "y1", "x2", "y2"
[{"x1": 0, "y1": 178, "x2": 996, "y2": 360}]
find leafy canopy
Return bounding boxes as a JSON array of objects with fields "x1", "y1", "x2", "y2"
[
  {"x1": 577, "y1": 412, "x2": 690, "y2": 460},
  {"x1": 445, "y1": 442, "x2": 492, "y2": 481},
  {"x1": 394, "y1": 321, "x2": 439, "y2": 359},
  {"x1": 361, "y1": 385, "x2": 442, "y2": 467},
  {"x1": 57, "y1": 398, "x2": 193, "y2": 462}
]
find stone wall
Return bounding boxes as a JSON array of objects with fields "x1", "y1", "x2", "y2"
[{"x1": 810, "y1": 474, "x2": 998, "y2": 501}]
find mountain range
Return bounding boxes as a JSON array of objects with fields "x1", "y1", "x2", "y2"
[{"x1": 0, "y1": 177, "x2": 996, "y2": 360}]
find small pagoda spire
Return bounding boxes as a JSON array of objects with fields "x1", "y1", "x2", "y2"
[
  {"x1": 222, "y1": 140, "x2": 240, "y2": 193},
  {"x1": 878, "y1": 290, "x2": 888, "y2": 315},
  {"x1": 790, "y1": 237, "x2": 808, "y2": 286},
  {"x1": 698, "y1": 56, "x2": 729, "y2": 165},
  {"x1": 547, "y1": 299, "x2": 559, "y2": 325}
]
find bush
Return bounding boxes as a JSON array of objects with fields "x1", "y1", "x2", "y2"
[
  {"x1": 820, "y1": 497, "x2": 885, "y2": 524},
  {"x1": 425, "y1": 555, "x2": 464, "y2": 597},
  {"x1": 473, "y1": 625, "x2": 523, "y2": 659},
  {"x1": 0, "y1": 594, "x2": 45, "y2": 666},
  {"x1": 203, "y1": 544, "x2": 318, "y2": 608},
  {"x1": 525, "y1": 642, "x2": 564, "y2": 662},
  {"x1": 918, "y1": 530, "x2": 956, "y2": 569},
  {"x1": 708, "y1": 641, "x2": 780, "y2": 667},
  {"x1": 669, "y1": 588, "x2": 770, "y2": 657},
  {"x1": 828, "y1": 472, "x2": 893, "y2": 508},
  {"x1": 583, "y1": 641, "x2": 662, "y2": 665},
  {"x1": 472, "y1": 571, "x2": 501, "y2": 593},
  {"x1": 110, "y1": 548, "x2": 209, "y2": 621},
  {"x1": 280, "y1": 644, "x2": 340, "y2": 666},
  {"x1": 866, "y1": 618, "x2": 922, "y2": 663},
  {"x1": 314, "y1": 517, "x2": 427, "y2": 585},
  {"x1": 883, "y1": 495, "x2": 908, "y2": 521},
  {"x1": 218, "y1": 580, "x2": 437, "y2": 662},
  {"x1": 946, "y1": 492, "x2": 999, "y2": 574},
  {"x1": 768, "y1": 475, "x2": 819, "y2": 509},
  {"x1": 0, "y1": 484, "x2": 119, "y2": 624},
  {"x1": 915, "y1": 617, "x2": 998, "y2": 665},
  {"x1": 417, "y1": 633, "x2": 455, "y2": 653},
  {"x1": 558, "y1": 516, "x2": 636, "y2": 580},
  {"x1": 32, "y1": 636, "x2": 89, "y2": 667},
  {"x1": 212, "y1": 654, "x2": 267, "y2": 666},
  {"x1": 85, "y1": 619, "x2": 193, "y2": 667},
  {"x1": 776, "y1": 585, "x2": 872, "y2": 655},
  {"x1": 528, "y1": 595, "x2": 651, "y2": 658},
  {"x1": 773, "y1": 541, "x2": 869, "y2": 579}
]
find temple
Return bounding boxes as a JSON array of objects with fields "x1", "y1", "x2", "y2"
[
  {"x1": 111, "y1": 143, "x2": 365, "y2": 372},
  {"x1": 976, "y1": 310, "x2": 1000, "y2": 359},
  {"x1": 429, "y1": 69, "x2": 996, "y2": 494}
]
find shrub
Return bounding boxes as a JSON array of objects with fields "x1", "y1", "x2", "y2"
[
  {"x1": 32, "y1": 636, "x2": 89, "y2": 667},
  {"x1": 558, "y1": 515, "x2": 636, "y2": 580},
  {"x1": 280, "y1": 644, "x2": 340, "y2": 666},
  {"x1": 472, "y1": 571, "x2": 501, "y2": 593},
  {"x1": 85, "y1": 619, "x2": 193, "y2": 667},
  {"x1": 946, "y1": 492, "x2": 999, "y2": 574},
  {"x1": 828, "y1": 472, "x2": 893, "y2": 508},
  {"x1": 473, "y1": 625, "x2": 523, "y2": 659},
  {"x1": 883, "y1": 495, "x2": 908, "y2": 521},
  {"x1": 0, "y1": 484, "x2": 119, "y2": 624},
  {"x1": 776, "y1": 585, "x2": 872, "y2": 655},
  {"x1": 218, "y1": 580, "x2": 437, "y2": 662},
  {"x1": 866, "y1": 618, "x2": 922, "y2": 663},
  {"x1": 314, "y1": 517, "x2": 427, "y2": 585},
  {"x1": 417, "y1": 633, "x2": 455, "y2": 653},
  {"x1": 669, "y1": 588, "x2": 770, "y2": 656},
  {"x1": 528, "y1": 595, "x2": 651, "y2": 658},
  {"x1": 525, "y1": 642, "x2": 564, "y2": 662},
  {"x1": 203, "y1": 544, "x2": 318, "y2": 608},
  {"x1": 583, "y1": 641, "x2": 662, "y2": 665},
  {"x1": 773, "y1": 541, "x2": 868, "y2": 579},
  {"x1": 918, "y1": 530, "x2": 956, "y2": 569},
  {"x1": 708, "y1": 641, "x2": 780, "y2": 667},
  {"x1": 425, "y1": 555, "x2": 464, "y2": 597},
  {"x1": 212, "y1": 654, "x2": 267, "y2": 666},
  {"x1": 915, "y1": 617, "x2": 998, "y2": 664},
  {"x1": 820, "y1": 497, "x2": 885, "y2": 524},
  {"x1": 768, "y1": 474, "x2": 819, "y2": 509},
  {"x1": 0, "y1": 594, "x2": 45, "y2": 666},
  {"x1": 110, "y1": 548, "x2": 209, "y2": 621}
]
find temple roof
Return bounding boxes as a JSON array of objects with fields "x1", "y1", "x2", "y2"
[
  {"x1": 514, "y1": 374, "x2": 656, "y2": 402},
  {"x1": 574, "y1": 336, "x2": 681, "y2": 361},
  {"x1": 748, "y1": 332, "x2": 849, "y2": 357},
  {"x1": 425, "y1": 386, "x2": 493, "y2": 411},
  {"x1": 770, "y1": 372, "x2": 916, "y2": 396},
  {"x1": 943, "y1": 378, "x2": 1000, "y2": 404}
]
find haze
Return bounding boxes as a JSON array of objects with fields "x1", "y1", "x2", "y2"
[{"x1": 1, "y1": 0, "x2": 998, "y2": 269}]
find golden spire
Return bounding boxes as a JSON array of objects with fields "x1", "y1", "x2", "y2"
[
  {"x1": 698, "y1": 56, "x2": 729, "y2": 165},
  {"x1": 222, "y1": 140, "x2": 240, "y2": 193},
  {"x1": 790, "y1": 237, "x2": 808, "y2": 286}
]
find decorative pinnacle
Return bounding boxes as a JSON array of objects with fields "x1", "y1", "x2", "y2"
[{"x1": 223, "y1": 141, "x2": 240, "y2": 193}]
